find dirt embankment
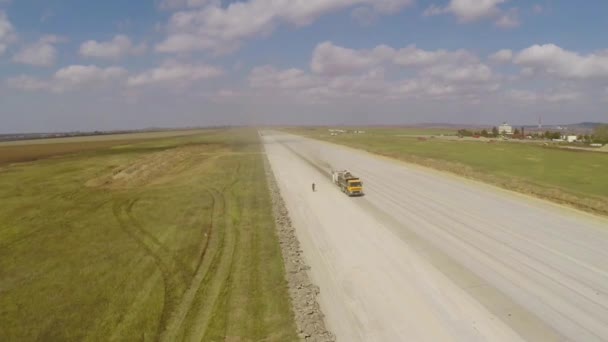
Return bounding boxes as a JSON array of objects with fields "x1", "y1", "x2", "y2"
[
  {"x1": 86, "y1": 145, "x2": 220, "y2": 189},
  {"x1": 263, "y1": 156, "x2": 335, "y2": 342}
]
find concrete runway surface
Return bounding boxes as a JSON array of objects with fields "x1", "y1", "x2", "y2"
[{"x1": 262, "y1": 131, "x2": 608, "y2": 342}]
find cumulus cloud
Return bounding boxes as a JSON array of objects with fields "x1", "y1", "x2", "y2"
[
  {"x1": 158, "y1": 0, "x2": 219, "y2": 10},
  {"x1": 424, "y1": 0, "x2": 510, "y2": 23},
  {"x1": 311, "y1": 41, "x2": 481, "y2": 75},
  {"x1": 423, "y1": 5, "x2": 448, "y2": 17},
  {"x1": 7, "y1": 65, "x2": 128, "y2": 92},
  {"x1": 351, "y1": 6, "x2": 378, "y2": 26},
  {"x1": 514, "y1": 44, "x2": 608, "y2": 79},
  {"x1": 251, "y1": 41, "x2": 499, "y2": 103},
  {"x1": 156, "y1": 0, "x2": 414, "y2": 54},
  {"x1": 421, "y1": 63, "x2": 493, "y2": 83},
  {"x1": 80, "y1": 35, "x2": 146, "y2": 59},
  {"x1": 0, "y1": 10, "x2": 16, "y2": 55},
  {"x1": 393, "y1": 45, "x2": 478, "y2": 66},
  {"x1": 489, "y1": 49, "x2": 513, "y2": 63},
  {"x1": 127, "y1": 60, "x2": 222, "y2": 86},
  {"x1": 6, "y1": 75, "x2": 49, "y2": 91},
  {"x1": 250, "y1": 66, "x2": 320, "y2": 89},
  {"x1": 495, "y1": 8, "x2": 520, "y2": 28},
  {"x1": 311, "y1": 41, "x2": 379, "y2": 76},
  {"x1": 12, "y1": 35, "x2": 66, "y2": 67},
  {"x1": 507, "y1": 89, "x2": 582, "y2": 103}
]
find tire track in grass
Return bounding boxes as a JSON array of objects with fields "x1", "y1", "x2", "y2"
[
  {"x1": 124, "y1": 199, "x2": 190, "y2": 284},
  {"x1": 158, "y1": 188, "x2": 223, "y2": 342},
  {"x1": 203, "y1": 161, "x2": 249, "y2": 340},
  {"x1": 192, "y1": 189, "x2": 217, "y2": 276},
  {"x1": 180, "y1": 162, "x2": 241, "y2": 341},
  {"x1": 112, "y1": 199, "x2": 186, "y2": 339},
  {"x1": 201, "y1": 187, "x2": 240, "y2": 341}
]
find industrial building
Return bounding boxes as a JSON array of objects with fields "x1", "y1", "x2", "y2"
[{"x1": 499, "y1": 122, "x2": 513, "y2": 135}]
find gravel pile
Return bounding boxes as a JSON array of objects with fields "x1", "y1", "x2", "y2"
[{"x1": 263, "y1": 156, "x2": 335, "y2": 342}]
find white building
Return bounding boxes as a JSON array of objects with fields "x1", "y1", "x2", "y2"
[
  {"x1": 562, "y1": 135, "x2": 578, "y2": 143},
  {"x1": 499, "y1": 122, "x2": 513, "y2": 135}
]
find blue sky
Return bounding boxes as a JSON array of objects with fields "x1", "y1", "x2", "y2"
[{"x1": 1, "y1": 0, "x2": 607, "y2": 133}]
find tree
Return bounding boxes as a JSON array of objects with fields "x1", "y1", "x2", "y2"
[
  {"x1": 543, "y1": 131, "x2": 561, "y2": 140},
  {"x1": 514, "y1": 128, "x2": 521, "y2": 136},
  {"x1": 481, "y1": 129, "x2": 488, "y2": 137},
  {"x1": 492, "y1": 126, "x2": 499, "y2": 137},
  {"x1": 593, "y1": 124, "x2": 608, "y2": 143},
  {"x1": 457, "y1": 129, "x2": 473, "y2": 137}
]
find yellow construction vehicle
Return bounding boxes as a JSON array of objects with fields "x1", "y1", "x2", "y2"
[{"x1": 331, "y1": 170, "x2": 364, "y2": 196}]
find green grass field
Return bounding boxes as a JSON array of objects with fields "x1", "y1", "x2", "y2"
[
  {"x1": 288, "y1": 127, "x2": 608, "y2": 216},
  {"x1": 0, "y1": 129, "x2": 297, "y2": 341}
]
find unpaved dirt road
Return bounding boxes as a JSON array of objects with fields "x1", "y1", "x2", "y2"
[{"x1": 263, "y1": 131, "x2": 608, "y2": 341}]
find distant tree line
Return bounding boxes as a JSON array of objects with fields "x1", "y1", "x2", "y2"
[
  {"x1": 457, "y1": 127, "x2": 499, "y2": 137},
  {"x1": 457, "y1": 126, "x2": 520, "y2": 138},
  {"x1": 593, "y1": 124, "x2": 608, "y2": 143}
]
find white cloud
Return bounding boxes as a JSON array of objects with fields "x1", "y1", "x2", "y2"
[
  {"x1": 489, "y1": 49, "x2": 513, "y2": 63},
  {"x1": 127, "y1": 60, "x2": 222, "y2": 86},
  {"x1": 0, "y1": 10, "x2": 16, "y2": 55},
  {"x1": 507, "y1": 89, "x2": 538, "y2": 102},
  {"x1": 424, "y1": 0, "x2": 507, "y2": 22},
  {"x1": 6, "y1": 75, "x2": 49, "y2": 91},
  {"x1": 250, "y1": 65, "x2": 320, "y2": 89},
  {"x1": 80, "y1": 35, "x2": 146, "y2": 59},
  {"x1": 393, "y1": 45, "x2": 478, "y2": 66},
  {"x1": 514, "y1": 44, "x2": 608, "y2": 79},
  {"x1": 158, "y1": 0, "x2": 219, "y2": 10},
  {"x1": 40, "y1": 9, "x2": 55, "y2": 23},
  {"x1": 311, "y1": 41, "x2": 378, "y2": 76},
  {"x1": 422, "y1": 63, "x2": 494, "y2": 82},
  {"x1": 544, "y1": 90, "x2": 581, "y2": 103},
  {"x1": 495, "y1": 8, "x2": 520, "y2": 29},
  {"x1": 351, "y1": 6, "x2": 377, "y2": 26},
  {"x1": 251, "y1": 41, "x2": 499, "y2": 103},
  {"x1": 7, "y1": 65, "x2": 128, "y2": 93},
  {"x1": 156, "y1": 0, "x2": 414, "y2": 54},
  {"x1": 423, "y1": 5, "x2": 448, "y2": 17},
  {"x1": 54, "y1": 65, "x2": 127, "y2": 89},
  {"x1": 507, "y1": 89, "x2": 582, "y2": 103},
  {"x1": 310, "y1": 41, "x2": 481, "y2": 78},
  {"x1": 12, "y1": 35, "x2": 66, "y2": 67},
  {"x1": 450, "y1": 0, "x2": 506, "y2": 21}
]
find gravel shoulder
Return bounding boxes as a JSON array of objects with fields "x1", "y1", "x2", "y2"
[{"x1": 263, "y1": 151, "x2": 335, "y2": 341}]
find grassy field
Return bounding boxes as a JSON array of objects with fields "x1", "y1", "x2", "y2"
[
  {"x1": 288, "y1": 127, "x2": 608, "y2": 216},
  {"x1": 0, "y1": 130, "x2": 211, "y2": 165},
  {"x1": 0, "y1": 129, "x2": 298, "y2": 341},
  {"x1": 0, "y1": 130, "x2": 207, "y2": 146}
]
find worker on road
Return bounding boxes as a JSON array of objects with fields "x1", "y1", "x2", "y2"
[{"x1": 312, "y1": 183, "x2": 316, "y2": 192}]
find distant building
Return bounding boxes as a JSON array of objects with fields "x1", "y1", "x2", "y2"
[
  {"x1": 499, "y1": 122, "x2": 513, "y2": 135},
  {"x1": 562, "y1": 135, "x2": 578, "y2": 143}
]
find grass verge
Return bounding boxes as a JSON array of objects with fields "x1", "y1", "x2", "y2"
[
  {"x1": 0, "y1": 129, "x2": 297, "y2": 341},
  {"x1": 287, "y1": 127, "x2": 608, "y2": 216}
]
